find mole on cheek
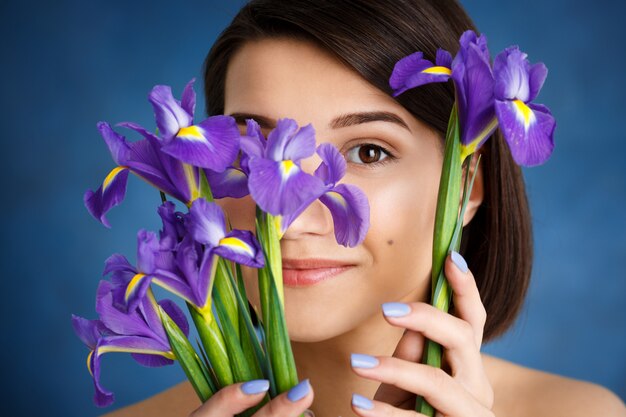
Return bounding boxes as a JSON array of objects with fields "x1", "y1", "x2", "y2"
[{"x1": 387, "y1": 240, "x2": 394, "y2": 246}]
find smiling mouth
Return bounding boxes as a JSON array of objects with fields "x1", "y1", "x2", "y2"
[{"x1": 281, "y1": 258, "x2": 356, "y2": 287}]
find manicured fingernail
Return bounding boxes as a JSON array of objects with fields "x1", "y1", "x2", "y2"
[
  {"x1": 303, "y1": 409, "x2": 316, "y2": 417},
  {"x1": 352, "y1": 393, "x2": 374, "y2": 410},
  {"x1": 240, "y1": 379, "x2": 270, "y2": 395},
  {"x1": 351, "y1": 353, "x2": 379, "y2": 368},
  {"x1": 287, "y1": 379, "x2": 310, "y2": 402},
  {"x1": 382, "y1": 302, "x2": 411, "y2": 317},
  {"x1": 451, "y1": 251, "x2": 469, "y2": 273}
]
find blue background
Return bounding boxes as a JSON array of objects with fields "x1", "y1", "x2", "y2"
[{"x1": 1, "y1": 0, "x2": 624, "y2": 415}]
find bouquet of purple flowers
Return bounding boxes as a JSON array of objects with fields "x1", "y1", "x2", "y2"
[
  {"x1": 73, "y1": 29, "x2": 554, "y2": 417},
  {"x1": 72, "y1": 78, "x2": 370, "y2": 411}
]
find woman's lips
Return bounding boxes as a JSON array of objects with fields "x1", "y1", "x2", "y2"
[{"x1": 282, "y1": 258, "x2": 355, "y2": 287}]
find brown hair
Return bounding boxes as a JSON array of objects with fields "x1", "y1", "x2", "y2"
[{"x1": 202, "y1": 0, "x2": 532, "y2": 341}]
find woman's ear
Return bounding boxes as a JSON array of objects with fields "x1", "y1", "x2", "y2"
[{"x1": 462, "y1": 153, "x2": 484, "y2": 227}]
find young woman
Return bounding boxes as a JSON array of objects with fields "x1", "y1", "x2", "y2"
[{"x1": 105, "y1": 1, "x2": 624, "y2": 416}]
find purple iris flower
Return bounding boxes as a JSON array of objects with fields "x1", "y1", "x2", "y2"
[
  {"x1": 493, "y1": 46, "x2": 556, "y2": 166},
  {"x1": 390, "y1": 31, "x2": 498, "y2": 156},
  {"x1": 84, "y1": 80, "x2": 241, "y2": 227},
  {"x1": 242, "y1": 118, "x2": 327, "y2": 215},
  {"x1": 72, "y1": 279, "x2": 189, "y2": 407},
  {"x1": 390, "y1": 48, "x2": 453, "y2": 96},
  {"x1": 117, "y1": 200, "x2": 264, "y2": 313},
  {"x1": 150, "y1": 80, "x2": 240, "y2": 170},
  {"x1": 281, "y1": 143, "x2": 370, "y2": 247},
  {"x1": 450, "y1": 31, "x2": 499, "y2": 154}
]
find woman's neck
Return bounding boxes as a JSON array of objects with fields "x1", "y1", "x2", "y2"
[{"x1": 291, "y1": 310, "x2": 405, "y2": 417}]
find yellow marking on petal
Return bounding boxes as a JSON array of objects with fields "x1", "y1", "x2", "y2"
[
  {"x1": 102, "y1": 166, "x2": 128, "y2": 191},
  {"x1": 513, "y1": 99, "x2": 533, "y2": 130},
  {"x1": 218, "y1": 237, "x2": 254, "y2": 256},
  {"x1": 276, "y1": 215, "x2": 286, "y2": 238},
  {"x1": 152, "y1": 278, "x2": 191, "y2": 304},
  {"x1": 97, "y1": 345, "x2": 176, "y2": 360},
  {"x1": 177, "y1": 125, "x2": 204, "y2": 140},
  {"x1": 460, "y1": 117, "x2": 499, "y2": 162},
  {"x1": 124, "y1": 273, "x2": 147, "y2": 302},
  {"x1": 280, "y1": 160, "x2": 297, "y2": 178},
  {"x1": 183, "y1": 163, "x2": 201, "y2": 202},
  {"x1": 87, "y1": 350, "x2": 94, "y2": 376},
  {"x1": 326, "y1": 191, "x2": 347, "y2": 208},
  {"x1": 422, "y1": 66, "x2": 452, "y2": 75}
]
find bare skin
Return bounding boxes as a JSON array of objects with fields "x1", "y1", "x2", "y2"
[
  {"x1": 103, "y1": 355, "x2": 624, "y2": 417},
  {"x1": 102, "y1": 38, "x2": 624, "y2": 417}
]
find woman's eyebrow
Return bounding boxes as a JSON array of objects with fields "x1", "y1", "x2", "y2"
[{"x1": 228, "y1": 111, "x2": 411, "y2": 132}]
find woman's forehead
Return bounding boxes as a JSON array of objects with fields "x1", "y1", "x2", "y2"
[{"x1": 223, "y1": 38, "x2": 411, "y2": 128}]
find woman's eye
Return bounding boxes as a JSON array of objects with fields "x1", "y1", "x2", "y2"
[{"x1": 345, "y1": 144, "x2": 391, "y2": 165}]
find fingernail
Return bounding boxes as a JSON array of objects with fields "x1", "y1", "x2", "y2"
[
  {"x1": 382, "y1": 302, "x2": 411, "y2": 317},
  {"x1": 351, "y1": 353, "x2": 379, "y2": 368},
  {"x1": 240, "y1": 379, "x2": 270, "y2": 395},
  {"x1": 451, "y1": 251, "x2": 469, "y2": 273},
  {"x1": 303, "y1": 409, "x2": 316, "y2": 417},
  {"x1": 287, "y1": 379, "x2": 310, "y2": 402},
  {"x1": 352, "y1": 393, "x2": 374, "y2": 410}
]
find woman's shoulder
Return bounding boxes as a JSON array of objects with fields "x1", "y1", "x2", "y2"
[
  {"x1": 100, "y1": 381, "x2": 199, "y2": 417},
  {"x1": 483, "y1": 354, "x2": 625, "y2": 417}
]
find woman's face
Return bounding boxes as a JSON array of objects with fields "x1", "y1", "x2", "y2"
[{"x1": 220, "y1": 38, "x2": 444, "y2": 342}]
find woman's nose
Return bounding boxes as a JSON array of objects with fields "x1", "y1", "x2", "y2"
[{"x1": 281, "y1": 193, "x2": 333, "y2": 241}]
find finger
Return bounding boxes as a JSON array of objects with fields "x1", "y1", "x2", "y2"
[
  {"x1": 381, "y1": 302, "x2": 483, "y2": 377},
  {"x1": 372, "y1": 330, "x2": 423, "y2": 405},
  {"x1": 189, "y1": 379, "x2": 269, "y2": 417},
  {"x1": 253, "y1": 379, "x2": 314, "y2": 417},
  {"x1": 351, "y1": 356, "x2": 488, "y2": 417},
  {"x1": 351, "y1": 393, "x2": 428, "y2": 417},
  {"x1": 446, "y1": 251, "x2": 486, "y2": 347}
]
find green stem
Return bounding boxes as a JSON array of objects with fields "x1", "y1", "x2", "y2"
[
  {"x1": 160, "y1": 305, "x2": 214, "y2": 401},
  {"x1": 188, "y1": 303, "x2": 234, "y2": 388},
  {"x1": 416, "y1": 105, "x2": 462, "y2": 416},
  {"x1": 255, "y1": 209, "x2": 298, "y2": 396}
]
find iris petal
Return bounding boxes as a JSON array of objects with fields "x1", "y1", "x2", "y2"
[
  {"x1": 214, "y1": 229, "x2": 265, "y2": 268},
  {"x1": 149, "y1": 85, "x2": 193, "y2": 140},
  {"x1": 161, "y1": 115, "x2": 240, "y2": 172},
  {"x1": 205, "y1": 167, "x2": 249, "y2": 199},
  {"x1": 452, "y1": 33, "x2": 496, "y2": 147},
  {"x1": 495, "y1": 99, "x2": 555, "y2": 166},
  {"x1": 90, "y1": 339, "x2": 115, "y2": 407},
  {"x1": 96, "y1": 335, "x2": 172, "y2": 359},
  {"x1": 186, "y1": 198, "x2": 227, "y2": 247},
  {"x1": 319, "y1": 184, "x2": 370, "y2": 247},
  {"x1": 97, "y1": 122, "x2": 131, "y2": 166},
  {"x1": 390, "y1": 51, "x2": 451, "y2": 96},
  {"x1": 96, "y1": 281, "x2": 155, "y2": 338},
  {"x1": 528, "y1": 62, "x2": 548, "y2": 102},
  {"x1": 248, "y1": 157, "x2": 326, "y2": 215},
  {"x1": 314, "y1": 143, "x2": 346, "y2": 186},
  {"x1": 180, "y1": 78, "x2": 196, "y2": 117},
  {"x1": 84, "y1": 166, "x2": 129, "y2": 228},
  {"x1": 71, "y1": 315, "x2": 108, "y2": 349}
]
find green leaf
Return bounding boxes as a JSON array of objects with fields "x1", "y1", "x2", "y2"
[{"x1": 159, "y1": 306, "x2": 213, "y2": 402}]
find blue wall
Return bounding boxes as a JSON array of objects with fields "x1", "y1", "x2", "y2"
[{"x1": 1, "y1": 1, "x2": 623, "y2": 415}]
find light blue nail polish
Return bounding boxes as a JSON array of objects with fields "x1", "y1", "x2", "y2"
[
  {"x1": 451, "y1": 251, "x2": 469, "y2": 273},
  {"x1": 351, "y1": 353, "x2": 379, "y2": 368},
  {"x1": 382, "y1": 302, "x2": 411, "y2": 317},
  {"x1": 352, "y1": 393, "x2": 374, "y2": 410},
  {"x1": 241, "y1": 379, "x2": 270, "y2": 395},
  {"x1": 287, "y1": 379, "x2": 310, "y2": 402}
]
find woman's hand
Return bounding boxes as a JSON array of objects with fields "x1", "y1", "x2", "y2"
[
  {"x1": 188, "y1": 379, "x2": 314, "y2": 417},
  {"x1": 350, "y1": 252, "x2": 495, "y2": 417}
]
